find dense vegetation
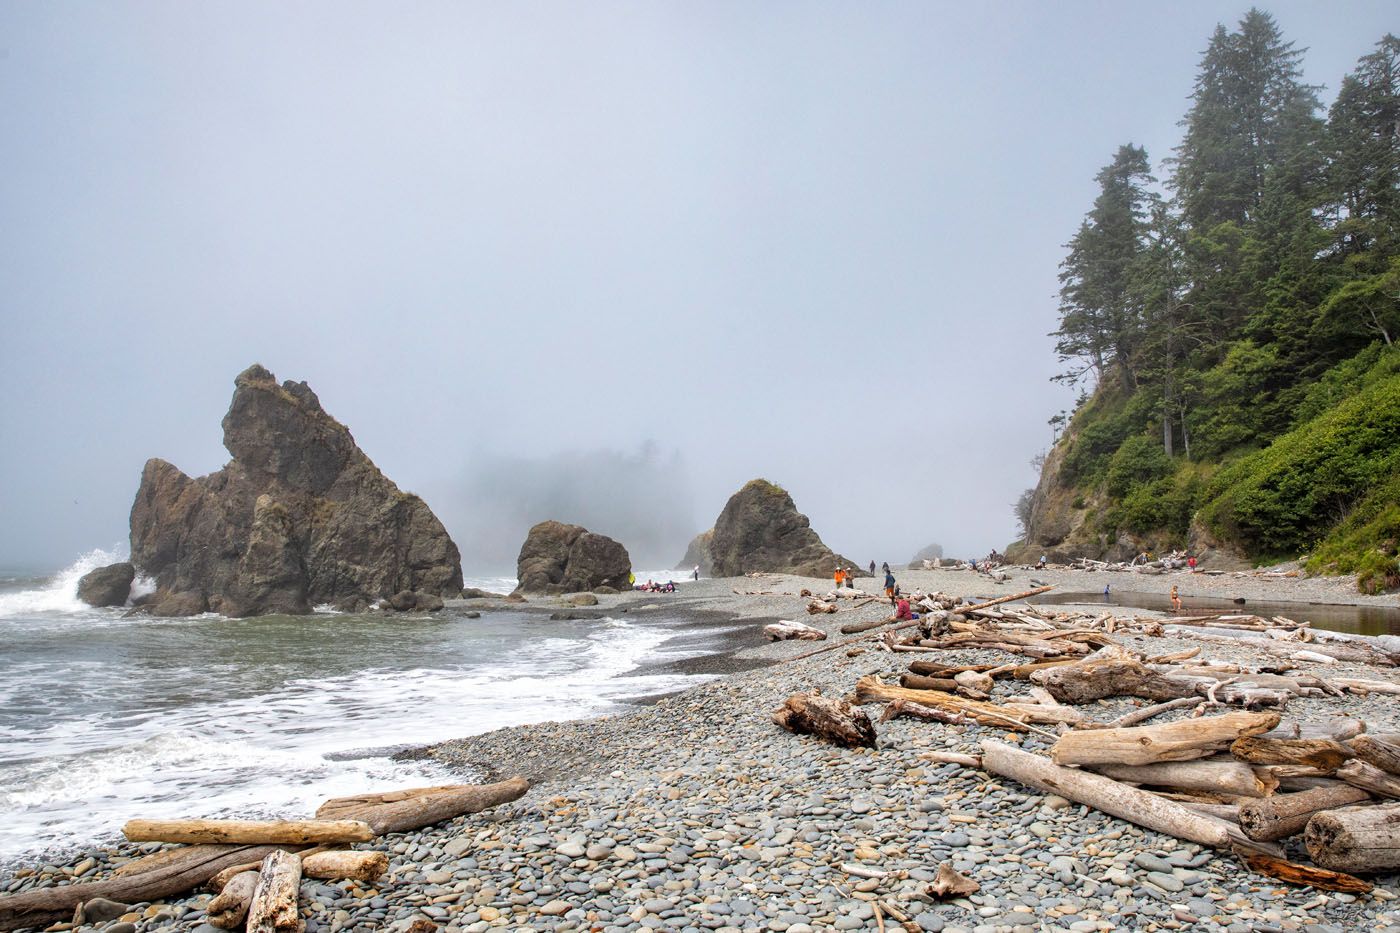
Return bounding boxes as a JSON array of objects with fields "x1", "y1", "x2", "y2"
[{"x1": 1039, "y1": 10, "x2": 1400, "y2": 590}]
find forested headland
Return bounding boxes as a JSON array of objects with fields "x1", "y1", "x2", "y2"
[{"x1": 1008, "y1": 10, "x2": 1400, "y2": 593}]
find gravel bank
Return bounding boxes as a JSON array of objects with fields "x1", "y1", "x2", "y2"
[{"x1": 7, "y1": 570, "x2": 1400, "y2": 933}]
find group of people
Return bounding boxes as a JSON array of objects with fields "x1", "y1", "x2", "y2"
[{"x1": 635, "y1": 579, "x2": 676, "y2": 593}]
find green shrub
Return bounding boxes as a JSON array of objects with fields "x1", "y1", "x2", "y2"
[
  {"x1": 1061, "y1": 389, "x2": 1156, "y2": 485},
  {"x1": 1200, "y1": 375, "x2": 1400, "y2": 557},
  {"x1": 1106, "y1": 436, "x2": 1173, "y2": 499}
]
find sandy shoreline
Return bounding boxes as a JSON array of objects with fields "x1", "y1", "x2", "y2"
[{"x1": 6, "y1": 568, "x2": 1400, "y2": 933}]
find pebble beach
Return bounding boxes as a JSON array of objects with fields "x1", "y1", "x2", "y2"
[{"x1": 6, "y1": 565, "x2": 1400, "y2": 933}]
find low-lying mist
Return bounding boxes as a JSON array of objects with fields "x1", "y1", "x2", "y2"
[{"x1": 427, "y1": 443, "x2": 697, "y2": 574}]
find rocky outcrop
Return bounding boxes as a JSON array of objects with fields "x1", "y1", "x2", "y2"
[
  {"x1": 1004, "y1": 429, "x2": 1250, "y2": 569},
  {"x1": 76, "y1": 562, "x2": 135, "y2": 607},
  {"x1": 675, "y1": 530, "x2": 713, "y2": 576},
  {"x1": 129, "y1": 364, "x2": 463, "y2": 617},
  {"x1": 705, "y1": 479, "x2": 861, "y2": 578},
  {"x1": 515, "y1": 521, "x2": 631, "y2": 595}
]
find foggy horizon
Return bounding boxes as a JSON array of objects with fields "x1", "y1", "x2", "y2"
[{"x1": 3, "y1": 2, "x2": 1395, "y2": 574}]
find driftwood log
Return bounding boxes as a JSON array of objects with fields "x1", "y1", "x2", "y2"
[
  {"x1": 854, "y1": 676, "x2": 1082, "y2": 728},
  {"x1": 839, "y1": 616, "x2": 895, "y2": 635},
  {"x1": 1349, "y1": 734, "x2": 1400, "y2": 776},
  {"x1": 764, "y1": 620, "x2": 827, "y2": 641},
  {"x1": 207, "y1": 871, "x2": 259, "y2": 929},
  {"x1": 1090, "y1": 760, "x2": 1277, "y2": 797},
  {"x1": 878, "y1": 699, "x2": 967, "y2": 726},
  {"x1": 979, "y1": 741, "x2": 1233, "y2": 846},
  {"x1": 301, "y1": 849, "x2": 389, "y2": 882},
  {"x1": 122, "y1": 819, "x2": 373, "y2": 846},
  {"x1": 1230, "y1": 736, "x2": 1353, "y2": 771},
  {"x1": 315, "y1": 778, "x2": 529, "y2": 835},
  {"x1": 246, "y1": 849, "x2": 302, "y2": 933},
  {"x1": 1306, "y1": 802, "x2": 1400, "y2": 873},
  {"x1": 1237, "y1": 785, "x2": 1373, "y2": 841},
  {"x1": 772, "y1": 693, "x2": 876, "y2": 748},
  {"x1": 1335, "y1": 760, "x2": 1400, "y2": 799},
  {"x1": 0, "y1": 845, "x2": 290, "y2": 932},
  {"x1": 899, "y1": 673, "x2": 959, "y2": 692},
  {"x1": 1051, "y1": 711, "x2": 1280, "y2": 767}
]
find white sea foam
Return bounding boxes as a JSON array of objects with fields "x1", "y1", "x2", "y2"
[
  {"x1": 0, "y1": 590, "x2": 717, "y2": 866},
  {"x1": 0, "y1": 547, "x2": 128, "y2": 618}
]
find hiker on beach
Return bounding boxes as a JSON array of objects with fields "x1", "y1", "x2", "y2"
[
  {"x1": 884, "y1": 570, "x2": 897, "y2": 605},
  {"x1": 692, "y1": 565, "x2": 700, "y2": 581},
  {"x1": 869, "y1": 560, "x2": 876, "y2": 575},
  {"x1": 1188, "y1": 555, "x2": 1197, "y2": 572},
  {"x1": 846, "y1": 569, "x2": 854, "y2": 589},
  {"x1": 834, "y1": 567, "x2": 846, "y2": 589},
  {"x1": 881, "y1": 561, "x2": 889, "y2": 575},
  {"x1": 1036, "y1": 554, "x2": 1047, "y2": 569}
]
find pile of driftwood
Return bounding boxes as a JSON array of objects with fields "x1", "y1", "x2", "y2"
[
  {"x1": 0, "y1": 778, "x2": 528, "y2": 932},
  {"x1": 770, "y1": 590, "x2": 1400, "y2": 893}
]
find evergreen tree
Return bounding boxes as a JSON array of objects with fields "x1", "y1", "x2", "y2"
[
  {"x1": 1328, "y1": 34, "x2": 1400, "y2": 264},
  {"x1": 1173, "y1": 9, "x2": 1322, "y2": 232},
  {"x1": 1053, "y1": 145, "x2": 1157, "y2": 389}
]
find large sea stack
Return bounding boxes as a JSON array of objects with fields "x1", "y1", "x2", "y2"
[
  {"x1": 700, "y1": 479, "x2": 862, "y2": 578},
  {"x1": 514, "y1": 521, "x2": 632, "y2": 595},
  {"x1": 129, "y1": 364, "x2": 463, "y2": 616}
]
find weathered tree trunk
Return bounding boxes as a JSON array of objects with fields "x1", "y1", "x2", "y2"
[
  {"x1": 1349, "y1": 734, "x2": 1400, "y2": 776},
  {"x1": 877, "y1": 699, "x2": 967, "y2": 725},
  {"x1": 1237, "y1": 785, "x2": 1373, "y2": 841},
  {"x1": 301, "y1": 850, "x2": 389, "y2": 882},
  {"x1": 1030, "y1": 647, "x2": 1196, "y2": 704},
  {"x1": 807, "y1": 599, "x2": 837, "y2": 615},
  {"x1": 246, "y1": 849, "x2": 302, "y2": 933},
  {"x1": 1090, "y1": 760, "x2": 1276, "y2": 797},
  {"x1": 764, "y1": 620, "x2": 828, "y2": 641},
  {"x1": 315, "y1": 778, "x2": 529, "y2": 835},
  {"x1": 853, "y1": 676, "x2": 1081, "y2": 727},
  {"x1": 978, "y1": 740, "x2": 1232, "y2": 847},
  {"x1": 207, "y1": 871, "x2": 260, "y2": 929},
  {"x1": 771, "y1": 693, "x2": 876, "y2": 748},
  {"x1": 1260, "y1": 719, "x2": 1365, "y2": 742},
  {"x1": 839, "y1": 616, "x2": 894, "y2": 635},
  {"x1": 1051, "y1": 711, "x2": 1280, "y2": 767},
  {"x1": 898, "y1": 673, "x2": 959, "y2": 692},
  {"x1": 1306, "y1": 802, "x2": 1400, "y2": 873},
  {"x1": 123, "y1": 818, "x2": 373, "y2": 846},
  {"x1": 1335, "y1": 760, "x2": 1400, "y2": 799},
  {"x1": 0, "y1": 845, "x2": 288, "y2": 932},
  {"x1": 1230, "y1": 737, "x2": 1353, "y2": 771}
]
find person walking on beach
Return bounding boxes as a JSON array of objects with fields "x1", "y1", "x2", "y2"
[
  {"x1": 881, "y1": 561, "x2": 889, "y2": 575},
  {"x1": 884, "y1": 569, "x2": 897, "y2": 605},
  {"x1": 834, "y1": 567, "x2": 846, "y2": 590},
  {"x1": 692, "y1": 565, "x2": 700, "y2": 581},
  {"x1": 846, "y1": 568, "x2": 855, "y2": 589},
  {"x1": 1188, "y1": 555, "x2": 1197, "y2": 572},
  {"x1": 869, "y1": 560, "x2": 876, "y2": 575},
  {"x1": 1171, "y1": 584, "x2": 1181, "y2": 613}
]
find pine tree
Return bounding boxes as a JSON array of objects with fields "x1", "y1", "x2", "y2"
[
  {"x1": 1328, "y1": 34, "x2": 1400, "y2": 264},
  {"x1": 1173, "y1": 9, "x2": 1322, "y2": 232},
  {"x1": 1053, "y1": 145, "x2": 1157, "y2": 389}
]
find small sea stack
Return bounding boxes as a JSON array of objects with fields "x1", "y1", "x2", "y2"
[{"x1": 514, "y1": 520, "x2": 632, "y2": 595}]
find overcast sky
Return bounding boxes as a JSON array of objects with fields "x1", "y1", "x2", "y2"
[{"x1": 2, "y1": 2, "x2": 1395, "y2": 572}]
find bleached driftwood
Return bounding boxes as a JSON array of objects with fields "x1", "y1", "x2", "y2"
[
  {"x1": 1089, "y1": 760, "x2": 1276, "y2": 797},
  {"x1": 1237, "y1": 785, "x2": 1373, "y2": 842},
  {"x1": 979, "y1": 740, "x2": 1232, "y2": 846},
  {"x1": 1051, "y1": 711, "x2": 1280, "y2": 767},
  {"x1": 764, "y1": 620, "x2": 827, "y2": 641},
  {"x1": 122, "y1": 818, "x2": 373, "y2": 846},
  {"x1": 245, "y1": 849, "x2": 302, "y2": 933},
  {"x1": 315, "y1": 778, "x2": 529, "y2": 835},
  {"x1": 1306, "y1": 802, "x2": 1400, "y2": 873}
]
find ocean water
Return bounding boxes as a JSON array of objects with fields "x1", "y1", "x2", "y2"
[{"x1": 0, "y1": 551, "x2": 717, "y2": 869}]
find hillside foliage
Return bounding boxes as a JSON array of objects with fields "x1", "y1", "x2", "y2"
[{"x1": 1039, "y1": 11, "x2": 1400, "y2": 588}]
